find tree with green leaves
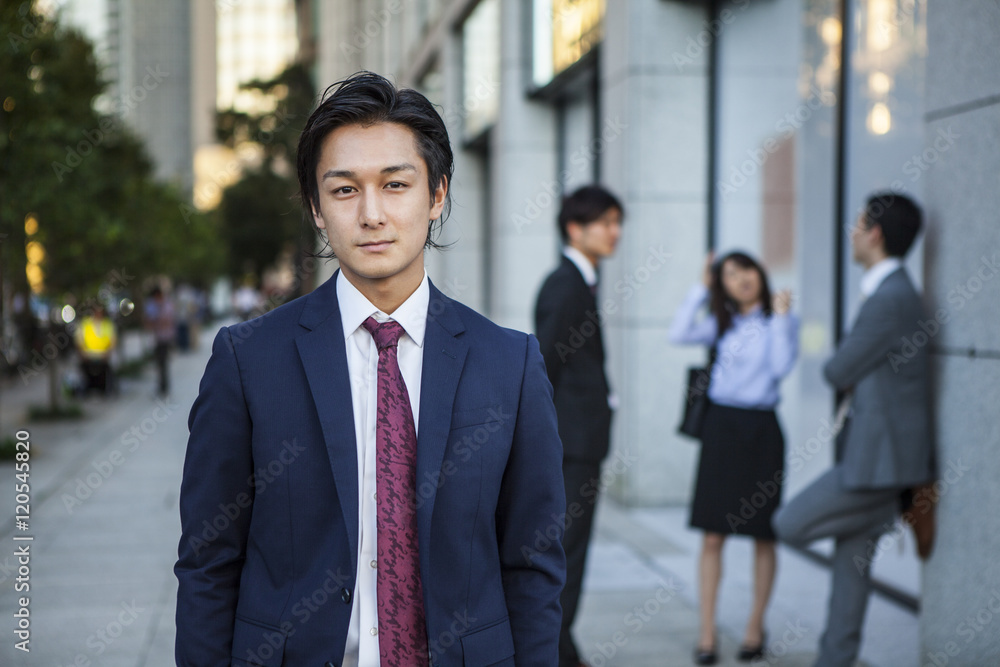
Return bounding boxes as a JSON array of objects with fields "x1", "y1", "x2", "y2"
[
  {"x1": 1, "y1": 3, "x2": 225, "y2": 415},
  {"x1": 215, "y1": 63, "x2": 316, "y2": 290}
]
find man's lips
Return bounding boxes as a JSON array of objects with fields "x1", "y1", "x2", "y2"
[{"x1": 358, "y1": 240, "x2": 393, "y2": 251}]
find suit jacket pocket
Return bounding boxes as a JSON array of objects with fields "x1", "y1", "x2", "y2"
[
  {"x1": 461, "y1": 617, "x2": 515, "y2": 666},
  {"x1": 450, "y1": 406, "x2": 505, "y2": 430},
  {"x1": 231, "y1": 615, "x2": 287, "y2": 667}
]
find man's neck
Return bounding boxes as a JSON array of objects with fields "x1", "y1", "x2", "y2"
[
  {"x1": 567, "y1": 243, "x2": 598, "y2": 268},
  {"x1": 342, "y1": 265, "x2": 423, "y2": 315},
  {"x1": 862, "y1": 250, "x2": 889, "y2": 271}
]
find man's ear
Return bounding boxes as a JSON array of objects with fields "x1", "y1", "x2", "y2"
[
  {"x1": 565, "y1": 220, "x2": 583, "y2": 245},
  {"x1": 430, "y1": 176, "x2": 448, "y2": 220},
  {"x1": 311, "y1": 199, "x2": 326, "y2": 230},
  {"x1": 870, "y1": 221, "x2": 885, "y2": 249}
]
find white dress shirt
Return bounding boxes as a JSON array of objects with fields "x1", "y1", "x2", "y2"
[
  {"x1": 337, "y1": 270, "x2": 428, "y2": 667},
  {"x1": 859, "y1": 257, "x2": 903, "y2": 298},
  {"x1": 563, "y1": 246, "x2": 598, "y2": 288}
]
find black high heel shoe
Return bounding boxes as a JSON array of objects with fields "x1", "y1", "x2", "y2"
[
  {"x1": 693, "y1": 641, "x2": 718, "y2": 665},
  {"x1": 737, "y1": 632, "x2": 766, "y2": 662}
]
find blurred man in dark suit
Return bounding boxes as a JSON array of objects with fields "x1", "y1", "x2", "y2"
[{"x1": 534, "y1": 185, "x2": 623, "y2": 667}]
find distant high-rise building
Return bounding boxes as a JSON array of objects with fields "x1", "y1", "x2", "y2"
[
  {"x1": 216, "y1": 0, "x2": 298, "y2": 115},
  {"x1": 56, "y1": 0, "x2": 216, "y2": 197}
]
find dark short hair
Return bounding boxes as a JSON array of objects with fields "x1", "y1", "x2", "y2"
[
  {"x1": 863, "y1": 191, "x2": 922, "y2": 258},
  {"x1": 557, "y1": 185, "x2": 624, "y2": 243},
  {"x1": 709, "y1": 251, "x2": 774, "y2": 338},
  {"x1": 296, "y1": 71, "x2": 454, "y2": 252}
]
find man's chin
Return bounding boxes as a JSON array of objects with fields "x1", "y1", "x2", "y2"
[{"x1": 342, "y1": 256, "x2": 421, "y2": 283}]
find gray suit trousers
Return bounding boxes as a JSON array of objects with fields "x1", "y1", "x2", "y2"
[{"x1": 773, "y1": 467, "x2": 900, "y2": 667}]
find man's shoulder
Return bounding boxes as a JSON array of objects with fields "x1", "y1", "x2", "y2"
[
  {"x1": 868, "y1": 268, "x2": 922, "y2": 315},
  {"x1": 876, "y1": 267, "x2": 919, "y2": 295},
  {"x1": 217, "y1": 290, "x2": 312, "y2": 350},
  {"x1": 537, "y1": 260, "x2": 584, "y2": 300},
  {"x1": 442, "y1": 296, "x2": 533, "y2": 361},
  {"x1": 447, "y1": 297, "x2": 526, "y2": 338}
]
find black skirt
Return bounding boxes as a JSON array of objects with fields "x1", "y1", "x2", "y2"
[{"x1": 689, "y1": 402, "x2": 785, "y2": 539}]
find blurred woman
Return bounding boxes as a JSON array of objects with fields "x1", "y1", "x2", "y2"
[{"x1": 668, "y1": 251, "x2": 799, "y2": 665}]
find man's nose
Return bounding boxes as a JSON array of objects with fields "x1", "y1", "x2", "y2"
[{"x1": 360, "y1": 191, "x2": 385, "y2": 226}]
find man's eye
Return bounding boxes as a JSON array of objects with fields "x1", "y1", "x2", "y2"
[
  {"x1": 333, "y1": 186, "x2": 355, "y2": 195},
  {"x1": 386, "y1": 182, "x2": 407, "y2": 189}
]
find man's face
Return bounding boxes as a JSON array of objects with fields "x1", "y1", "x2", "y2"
[
  {"x1": 850, "y1": 213, "x2": 879, "y2": 265},
  {"x1": 311, "y1": 122, "x2": 446, "y2": 294},
  {"x1": 568, "y1": 207, "x2": 623, "y2": 264}
]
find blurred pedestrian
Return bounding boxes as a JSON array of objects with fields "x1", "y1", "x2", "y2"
[
  {"x1": 74, "y1": 304, "x2": 117, "y2": 395},
  {"x1": 233, "y1": 280, "x2": 260, "y2": 321},
  {"x1": 773, "y1": 193, "x2": 935, "y2": 667},
  {"x1": 669, "y1": 251, "x2": 799, "y2": 665},
  {"x1": 144, "y1": 286, "x2": 175, "y2": 398},
  {"x1": 175, "y1": 283, "x2": 198, "y2": 352},
  {"x1": 534, "y1": 184, "x2": 623, "y2": 667}
]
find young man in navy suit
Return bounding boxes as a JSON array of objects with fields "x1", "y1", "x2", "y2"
[{"x1": 175, "y1": 72, "x2": 566, "y2": 667}]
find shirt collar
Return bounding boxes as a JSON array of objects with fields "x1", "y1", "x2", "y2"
[
  {"x1": 734, "y1": 303, "x2": 764, "y2": 320},
  {"x1": 336, "y1": 270, "x2": 429, "y2": 348},
  {"x1": 563, "y1": 246, "x2": 598, "y2": 287},
  {"x1": 860, "y1": 258, "x2": 902, "y2": 297}
]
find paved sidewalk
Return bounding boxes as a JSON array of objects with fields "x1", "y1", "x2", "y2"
[
  {"x1": 0, "y1": 333, "x2": 203, "y2": 666},
  {"x1": 573, "y1": 501, "x2": 918, "y2": 666},
  {"x1": 0, "y1": 322, "x2": 919, "y2": 666}
]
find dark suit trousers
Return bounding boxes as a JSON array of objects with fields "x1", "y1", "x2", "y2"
[{"x1": 559, "y1": 459, "x2": 603, "y2": 667}]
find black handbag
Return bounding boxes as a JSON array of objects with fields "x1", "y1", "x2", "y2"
[{"x1": 677, "y1": 345, "x2": 717, "y2": 440}]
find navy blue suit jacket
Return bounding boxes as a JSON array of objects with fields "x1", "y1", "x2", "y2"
[{"x1": 175, "y1": 274, "x2": 566, "y2": 666}]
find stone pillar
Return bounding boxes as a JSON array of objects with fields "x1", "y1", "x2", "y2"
[
  {"x1": 920, "y1": 2, "x2": 1000, "y2": 664},
  {"x1": 600, "y1": 0, "x2": 712, "y2": 504},
  {"x1": 428, "y1": 25, "x2": 489, "y2": 313},
  {"x1": 488, "y1": 0, "x2": 559, "y2": 333}
]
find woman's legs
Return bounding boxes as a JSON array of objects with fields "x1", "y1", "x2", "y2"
[
  {"x1": 698, "y1": 532, "x2": 726, "y2": 649},
  {"x1": 744, "y1": 539, "x2": 777, "y2": 645}
]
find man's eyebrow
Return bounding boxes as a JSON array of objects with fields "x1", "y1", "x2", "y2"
[
  {"x1": 320, "y1": 163, "x2": 417, "y2": 180},
  {"x1": 381, "y1": 163, "x2": 417, "y2": 175}
]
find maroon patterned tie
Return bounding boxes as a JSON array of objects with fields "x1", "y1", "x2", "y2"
[{"x1": 362, "y1": 317, "x2": 429, "y2": 667}]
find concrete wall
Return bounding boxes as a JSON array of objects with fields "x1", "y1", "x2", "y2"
[
  {"x1": 487, "y1": 0, "x2": 558, "y2": 333},
  {"x1": 599, "y1": 0, "x2": 710, "y2": 504},
  {"x1": 125, "y1": 0, "x2": 193, "y2": 189},
  {"x1": 920, "y1": 2, "x2": 1000, "y2": 664}
]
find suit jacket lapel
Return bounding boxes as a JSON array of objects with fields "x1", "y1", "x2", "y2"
[
  {"x1": 415, "y1": 282, "x2": 468, "y2": 562},
  {"x1": 295, "y1": 272, "x2": 360, "y2": 570}
]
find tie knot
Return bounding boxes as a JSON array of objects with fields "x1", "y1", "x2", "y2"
[{"x1": 362, "y1": 316, "x2": 405, "y2": 351}]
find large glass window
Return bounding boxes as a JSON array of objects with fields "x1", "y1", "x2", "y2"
[
  {"x1": 712, "y1": 0, "x2": 838, "y2": 508},
  {"x1": 841, "y1": 0, "x2": 927, "y2": 323},
  {"x1": 531, "y1": 0, "x2": 605, "y2": 89},
  {"x1": 556, "y1": 78, "x2": 599, "y2": 191},
  {"x1": 711, "y1": 0, "x2": 927, "y2": 606},
  {"x1": 461, "y1": 0, "x2": 501, "y2": 141}
]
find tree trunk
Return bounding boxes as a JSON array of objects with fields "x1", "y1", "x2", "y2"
[{"x1": 48, "y1": 352, "x2": 60, "y2": 412}]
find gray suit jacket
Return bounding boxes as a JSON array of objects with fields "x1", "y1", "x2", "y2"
[{"x1": 824, "y1": 268, "x2": 935, "y2": 490}]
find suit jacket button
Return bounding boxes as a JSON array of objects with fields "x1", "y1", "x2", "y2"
[
  {"x1": 341, "y1": 587, "x2": 352, "y2": 604},
  {"x1": 324, "y1": 662, "x2": 337, "y2": 667}
]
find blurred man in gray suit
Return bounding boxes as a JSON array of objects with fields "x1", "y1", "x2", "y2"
[{"x1": 773, "y1": 192, "x2": 935, "y2": 667}]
